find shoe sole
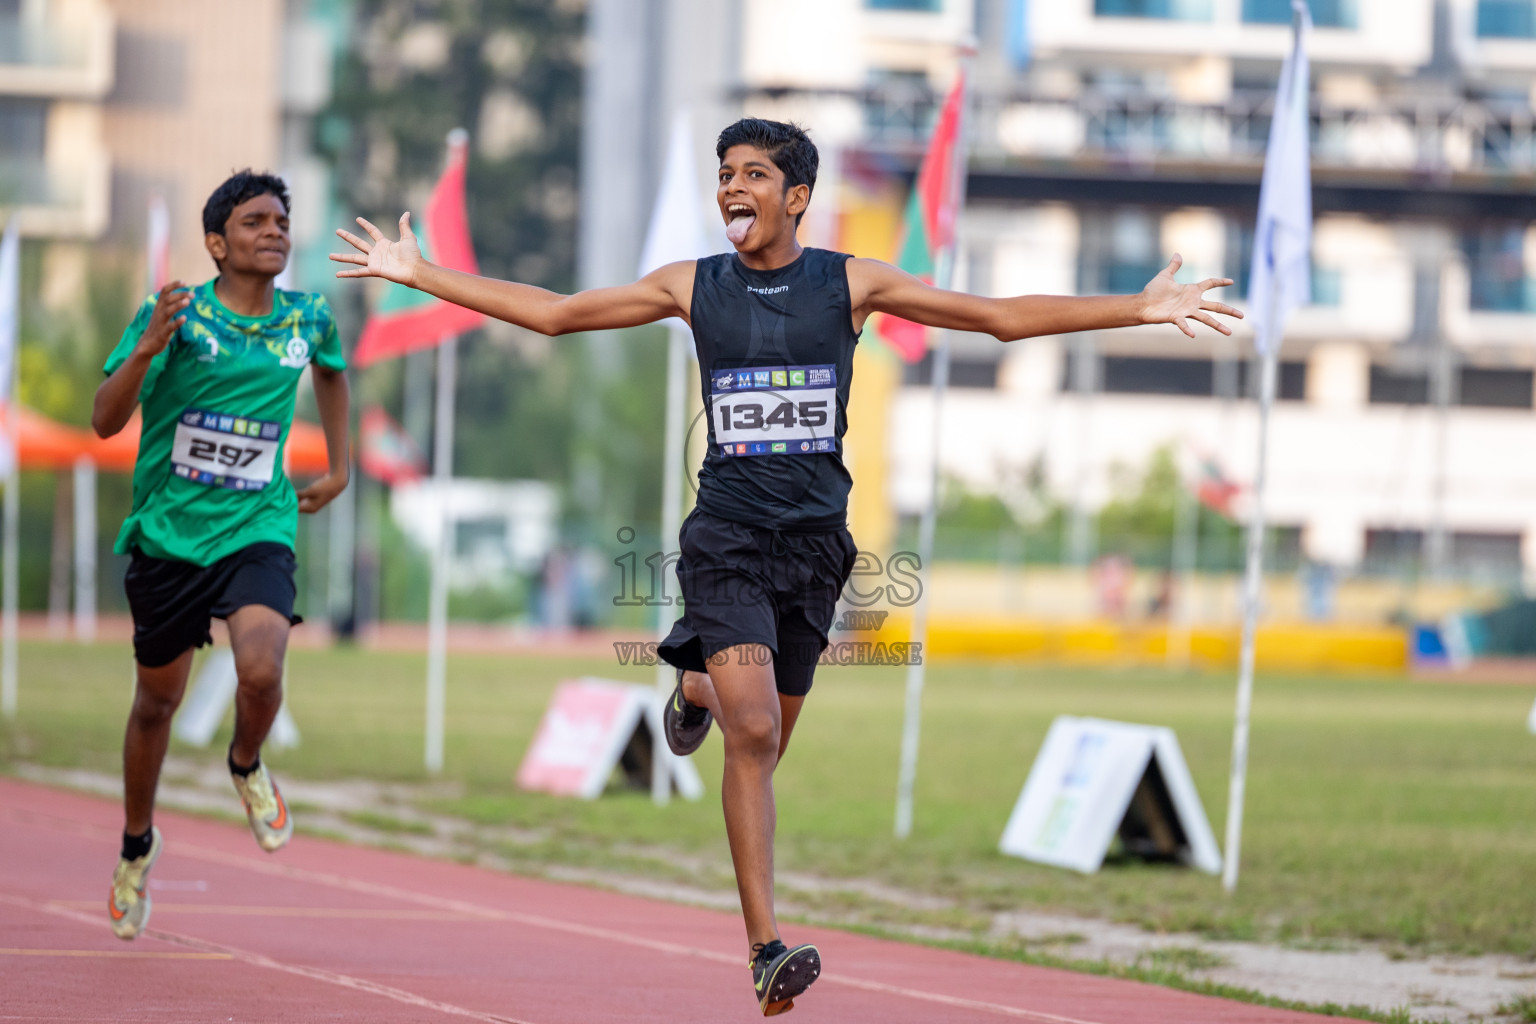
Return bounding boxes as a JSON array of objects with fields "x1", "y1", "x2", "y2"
[{"x1": 760, "y1": 945, "x2": 820, "y2": 1017}]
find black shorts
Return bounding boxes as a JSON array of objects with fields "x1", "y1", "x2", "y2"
[
  {"x1": 658, "y1": 509, "x2": 857, "y2": 697},
  {"x1": 124, "y1": 542, "x2": 300, "y2": 668}
]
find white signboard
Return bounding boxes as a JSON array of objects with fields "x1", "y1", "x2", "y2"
[
  {"x1": 517, "y1": 678, "x2": 703, "y2": 800},
  {"x1": 1527, "y1": 697, "x2": 1536, "y2": 736},
  {"x1": 173, "y1": 648, "x2": 299, "y2": 750},
  {"x1": 1000, "y1": 716, "x2": 1221, "y2": 875}
]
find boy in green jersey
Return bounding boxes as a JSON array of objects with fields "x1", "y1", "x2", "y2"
[{"x1": 93, "y1": 171, "x2": 351, "y2": 939}]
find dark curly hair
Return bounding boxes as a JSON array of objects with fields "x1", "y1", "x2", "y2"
[
  {"x1": 202, "y1": 169, "x2": 290, "y2": 237},
  {"x1": 716, "y1": 118, "x2": 818, "y2": 226}
]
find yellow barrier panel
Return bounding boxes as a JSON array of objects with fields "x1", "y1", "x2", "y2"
[{"x1": 865, "y1": 617, "x2": 1408, "y2": 673}]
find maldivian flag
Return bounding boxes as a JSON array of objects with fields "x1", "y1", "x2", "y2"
[
  {"x1": 877, "y1": 72, "x2": 966, "y2": 363},
  {"x1": 358, "y1": 405, "x2": 425, "y2": 485},
  {"x1": 354, "y1": 129, "x2": 485, "y2": 367}
]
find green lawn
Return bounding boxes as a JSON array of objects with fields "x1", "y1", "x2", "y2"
[{"x1": 3, "y1": 640, "x2": 1533, "y2": 959}]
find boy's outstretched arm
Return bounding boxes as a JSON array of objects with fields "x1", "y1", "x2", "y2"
[
  {"x1": 849, "y1": 253, "x2": 1243, "y2": 342},
  {"x1": 331, "y1": 213, "x2": 693, "y2": 335}
]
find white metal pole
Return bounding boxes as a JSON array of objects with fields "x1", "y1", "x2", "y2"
[
  {"x1": 895, "y1": 59, "x2": 973, "y2": 839},
  {"x1": 424, "y1": 335, "x2": 457, "y2": 773},
  {"x1": 1222, "y1": 342, "x2": 1278, "y2": 893},
  {"x1": 72, "y1": 455, "x2": 95, "y2": 643},
  {"x1": 894, "y1": 277, "x2": 952, "y2": 840},
  {"x1": 652, "y1": 323, "x2": 689, "y2": 804}
]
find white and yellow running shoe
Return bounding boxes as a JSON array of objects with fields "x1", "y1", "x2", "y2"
[
  {"x1": 108, "y1": 826, "x2": 163, "y2": 940},
  {"x1": 231, "y1": 763, "x2": 293, "y2": 853}
]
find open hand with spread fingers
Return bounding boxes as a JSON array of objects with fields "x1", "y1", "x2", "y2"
[
  {"x1": 1138, "y1": 254, "x2": 1244, "y2": 338},
  {"x1": 331, "y1": 213, "x2": 424, "y2": 287}
]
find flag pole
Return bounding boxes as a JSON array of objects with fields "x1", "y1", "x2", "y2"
[
  {"x1": 895, "y1": 51, "x2": 973, "y2": 840},
  {"x1": 1222, "y1": 331, "x2": 1277, "y2": 893},
  {"x1": 1222, "y1": 0, "x2": 1310, "y2": 893},
  {"x1": 424, "y1": 333, "x2": 457, "y2": 773}
]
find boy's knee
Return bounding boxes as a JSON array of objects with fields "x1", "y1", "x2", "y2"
[{"x1": 724, "y1": 708, "x2": 780, "y2": 760}]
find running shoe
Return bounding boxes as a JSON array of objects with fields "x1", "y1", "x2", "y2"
[
  {"x1": 108, "y1": 826, "x2": 163, "y2": 940},
  {"x1": 750, "y1": 939, "x2": 821, "y2": 1016},
  {"x1": 231, "y1": 762, "x2": 293, "y2": 852},
  {"x1": 663, "y1": 668, "x2": 713, "y2": 756}
]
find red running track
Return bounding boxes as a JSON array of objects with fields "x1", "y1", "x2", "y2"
[{"x1": 1, "y1": 777, "x2": 1359, "y2": 1023}]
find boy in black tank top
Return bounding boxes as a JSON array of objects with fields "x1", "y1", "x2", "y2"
[{"x1": 332, "y1": 118, "x2": 1242, "y2": 1017}]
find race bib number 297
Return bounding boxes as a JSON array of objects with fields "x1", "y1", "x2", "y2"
[
  {"x1": 710, "y1": 364, "x2": 837, "y2": 457},
  {"x1": 171, "y1": 409, "x2": 281, "y2": 491}
]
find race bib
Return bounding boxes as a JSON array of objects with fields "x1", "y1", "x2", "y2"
[
  {"x1": 170, "y1": 409, "x2": 282, "y2": 491},
  {"x1": 710, "y1": 364, "x2": 838, "y2": 457}
]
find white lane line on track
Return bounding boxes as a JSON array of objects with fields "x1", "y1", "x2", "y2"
[
  {"x1": 5, "y1": 800, "x2": 1108, "y2": 1024},
  {"x1": 0, "y1": 892, "x2": 539, "y2": 1024}
]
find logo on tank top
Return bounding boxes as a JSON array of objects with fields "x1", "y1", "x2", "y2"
[{"x1": 745, "y1": 284, "x2": 789, "y2": 295}]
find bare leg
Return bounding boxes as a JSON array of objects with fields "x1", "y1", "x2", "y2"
[
  {"x1": 695, "y1": 644, "x2": 822, "y2": 955},
  {"x1": 226, "y1": 605, "x2": 291, "y2": 768},
  {"x1": 682, "y1": 670, "x2": 807, "y2": 765},
  {"x1": 123, "y1": 650, "x2": 196, "y2": 836}
]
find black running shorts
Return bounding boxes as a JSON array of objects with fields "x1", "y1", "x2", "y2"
[
  {"x1": 658, "y1": 509, "x2": 857, "y2": 697},
  {"x1": 124, "y1": 542, "x2": 301, "y2": 668}
]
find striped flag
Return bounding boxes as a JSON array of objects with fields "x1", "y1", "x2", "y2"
[
  {"x1": 877, "y1": 72, "x2": 966, "y2": 363},
  {"x1": 354, "y1": 129, "x2": 485, "y2": 367}
]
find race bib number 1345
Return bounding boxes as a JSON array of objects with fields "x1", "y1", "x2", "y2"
[
  {"x1": 710, "y1": 364, "x2": 837, "y2": 457},
  {"x1": 170, "y1": 409, "x2": 282, "y2": 491}
]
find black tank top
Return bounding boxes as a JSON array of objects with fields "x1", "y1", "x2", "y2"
[{"x1": 690, "y1": 248, "x2": 858, "y2": 532}]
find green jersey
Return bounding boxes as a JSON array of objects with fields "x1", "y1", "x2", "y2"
[{"x1": 104, "y1": 280, "x2": 347, "y2": 566}]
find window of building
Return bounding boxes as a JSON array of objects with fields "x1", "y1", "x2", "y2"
[
  {"x1": 1463, "y1": 224, "x2": 1535, "y2": 312},
  {"x1": 1461, "y1": 366, "x2": 1534, "y2": 408},
  {"x1": 1079, "y1": 208, "x2": 1165, "y2": 295},
  {"x1": 1081, "y1": 356, "x2": 1307, "y2": 400},
  {"x1": 1477, "y1": 0, "x2": 1536, "y2": 38},
  {"x1": 866, "y1": 0, "x2": 942, "y2": 9},
  {"x1": 1368, "y1": 366, "x2": 1430, "y2": 405},
  {"x1": 0, "y1": 98, "x2": 46, "y2": 161},
  {"x1": 1243, "y1": 0, "x2": 1357, "y2": 27},
  {"x1": 864, "y1": 69, "x2": 937, "y2": 144},
  {"x1": 1095, "y1": 0, "x2": 1214, "y2": 19},
  {"x1": 1364, "y1": 528, "x2": 1524, "y2": 580},
  {"x1": 905, "y1": 353, "x2": 999, "y2": 388},
  {"x1": 1367, "y1": 364, "x2": 1534, "y2": 408}
]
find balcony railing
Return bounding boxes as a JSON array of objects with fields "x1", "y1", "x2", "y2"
[{"x1": 849, "y1": 82, "x2": 1536, "y2": 176}]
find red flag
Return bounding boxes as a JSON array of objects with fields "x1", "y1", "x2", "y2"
[
  {"x1": 1195, "y1": 456, "x2": 1239, "y2": 517},
  {"x1": 353, "y1": 130, "x2": 485, "y2": 367},
  {"x1": 358, "y1": 406, "x2": 426, "y2": 485},
  {"x1": 876, "y1": 73, "x2": 966, "y2": 363}
]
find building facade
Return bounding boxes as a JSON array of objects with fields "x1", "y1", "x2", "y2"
[{"x1": 584, "y1": 0, "x2": 1536, "y2": 586}]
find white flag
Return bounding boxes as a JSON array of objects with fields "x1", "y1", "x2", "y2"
[
  {"x1": 1247, "y1": 0, "x2": 1312, "y2": 356},
  {"x1": 0, "y1": 216, "x2": 18, "y2": 478},
  {"x1": 638, "y1": 110, "x2": 717, "y2": 329}
]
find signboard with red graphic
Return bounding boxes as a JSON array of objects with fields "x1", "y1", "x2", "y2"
[{"x1": 517, "y1": 678, "x2": 703, "y2": 800}]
